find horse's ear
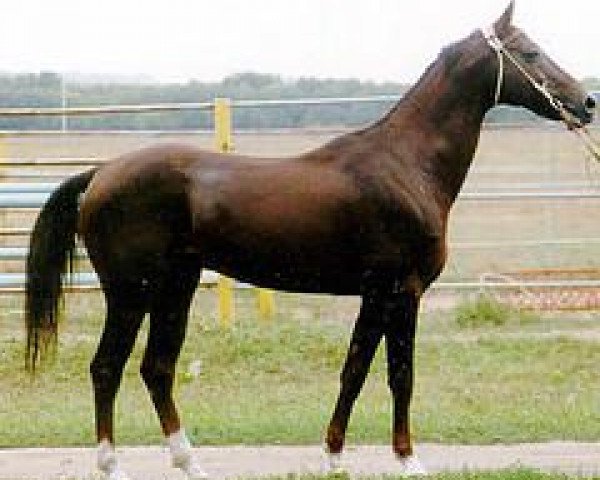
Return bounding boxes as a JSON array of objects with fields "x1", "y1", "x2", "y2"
[{"x1": 494, "y1": 1, "x2": 515, "y2": 36}]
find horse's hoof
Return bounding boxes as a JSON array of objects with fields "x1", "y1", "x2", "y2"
[
  {"x1": 97, "y1": 468, "x2": 132, "y2": 480},
  {"x1": 322, "y1": 451, "x2": 345, "y2": 475},
  {"x1": 184, "y1": 463, "x2": 209, "y2": 480},
  {"x1": 397, "y1": 454, "x2": 428, "y2": 476},
  {"x1": 172, "y1": 456, "x2": 209, "y2": 479}
]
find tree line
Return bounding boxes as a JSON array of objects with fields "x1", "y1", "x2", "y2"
[{"x1": 0, "y1": 71, "x2": 597, "y2": 130}]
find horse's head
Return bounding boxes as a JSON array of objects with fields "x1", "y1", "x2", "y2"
[{"x1": 482, "y1": 1, "x2": 595, "y2": 128}]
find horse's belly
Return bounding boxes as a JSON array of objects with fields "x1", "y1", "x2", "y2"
[{"x1": 203, "y1": 246, "x2": 363, "y2": 295}]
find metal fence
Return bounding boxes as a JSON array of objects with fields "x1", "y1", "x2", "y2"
[{"x1": 1, "y1": 96, "x2": 600, "y2": 309}]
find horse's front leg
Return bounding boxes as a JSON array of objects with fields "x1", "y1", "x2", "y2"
[
  {"x1": 383, "y1": 279, "x2": 427, "y2": 475},
  {"x1": 325, "y1": 296, "x2": 384, "y2": 470}
]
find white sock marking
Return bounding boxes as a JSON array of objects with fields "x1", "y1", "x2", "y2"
[
  {"x1": 97, "y1": 440, "x2": 130, "y2": 480},
  {"x1": 398, "y1": 454, "x2": 428, "y2": 476},
  {"x1": 167, "y1": 429, "x2": 208, "y2": 479}
]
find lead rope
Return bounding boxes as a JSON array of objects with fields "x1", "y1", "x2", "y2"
[
  {"x1": 572, "y1": 125, "x2": 600, "y2": 161},
  {"x1": 481, "y1": 26, "x2": 600, "y2": 162}
]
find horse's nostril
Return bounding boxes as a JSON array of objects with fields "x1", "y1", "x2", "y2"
[{"x1": 585, "y1": 95, "x2": 597, "y2": 110}]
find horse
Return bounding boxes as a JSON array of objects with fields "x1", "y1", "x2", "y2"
[{"x1": 25, "y1": 3, "x2": 595, "y2": 479}]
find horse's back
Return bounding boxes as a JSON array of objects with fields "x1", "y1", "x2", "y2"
[
  {"x1": 76, "y1": 143, "x2": 368, "y2": 292},
  {"x1": 79, "y1": 143, "x2": 358, "y2": 229}
]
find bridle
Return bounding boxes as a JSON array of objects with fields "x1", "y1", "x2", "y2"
[
  {"x1": 481, "y1": 25, "x2": 600, "y2": 161},
  {"x1": 481, "y1": 26, "x2": 567, "y2": 114}
]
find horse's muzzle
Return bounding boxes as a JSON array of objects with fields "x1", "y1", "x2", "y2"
[
  {"x1": 562, "y1": 98, "x2": 595, "y2": 128},
  {"x1": 585, "y1": 94, "x2": 596, "y2": 110}
]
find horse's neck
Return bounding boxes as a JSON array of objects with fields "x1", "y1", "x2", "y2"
[{"x1": 379, "y1": 55, "x2": 490, "y2": 206}]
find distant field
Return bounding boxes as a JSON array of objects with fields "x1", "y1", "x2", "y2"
[{"x1": 1, "y1": 125, "x2": 599, "y2": 281}]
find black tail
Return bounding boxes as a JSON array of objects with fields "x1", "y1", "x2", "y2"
[{"x1": 25, "y1": 169, "x2": 97, "y2": 370}]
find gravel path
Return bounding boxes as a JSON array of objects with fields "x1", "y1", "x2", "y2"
[{"x1": 1, "y1": 443, "x2": 599, "y2": 479}]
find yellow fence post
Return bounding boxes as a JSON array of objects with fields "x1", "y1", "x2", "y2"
[
  {"x1": 214, "y1": 98, "x2": 232, "y2": 153},
  {"x1": 217, "y1": 275, "x2": 235, "y2": 327},
  {"x1": 257, "y1": 288, "x2": 275, "y2": 322},
  {"x1": 213, "y1": 97, "x2": 275, "y2": 325},
  {"x1": 214, "y1": 98, "x2": 234, "y2": 327},
  {"x1": 0, "y1": 132, "x2": 5, "y2": 164}
]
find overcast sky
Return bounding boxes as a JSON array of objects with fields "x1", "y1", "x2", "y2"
[{"x1": 2, "y1": 0, "x2": 598, "y2": 83}]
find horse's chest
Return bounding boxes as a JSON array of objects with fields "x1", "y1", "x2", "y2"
[{"x1": 361, "y1": 222, "x2": 447, "y2": 286}]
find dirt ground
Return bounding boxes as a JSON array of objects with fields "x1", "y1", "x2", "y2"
[{"x1": 1, "y1": 443, "x2": 599, "y2": 479}]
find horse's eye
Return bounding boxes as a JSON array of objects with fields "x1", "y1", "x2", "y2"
[{"x1": 522, "y1": 51, "x2": 539, "y2": 63}]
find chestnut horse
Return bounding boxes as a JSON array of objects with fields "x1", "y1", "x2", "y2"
[{"x1": 25, "y1": 3, "x2": 595, "y2": 479}]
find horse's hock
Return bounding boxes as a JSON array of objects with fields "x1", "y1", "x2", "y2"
[{"x1": 489, "y1": 268, "x2": 600, "y2": 310}]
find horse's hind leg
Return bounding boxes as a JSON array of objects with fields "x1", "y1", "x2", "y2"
[
  {"x1": 140, "y1": 254, "x2": 206, "y2": 479},
  {"x1": 91, "y1": 282, "x2": 147, "y2": 480}
]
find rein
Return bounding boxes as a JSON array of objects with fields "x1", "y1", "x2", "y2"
[{"x1": 481, "y1": 26, "x2": 600, "y2": 161}]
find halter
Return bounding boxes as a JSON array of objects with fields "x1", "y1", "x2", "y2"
[
  {"x1": 481, "y1": 25, "x2": 565, "y2": 111},
  {"x1": 481, "y1": 26, "x2": 506, "y2": 106},
  {"x1": 481, "y1": 25, "x2": 600, "y2": 161}
]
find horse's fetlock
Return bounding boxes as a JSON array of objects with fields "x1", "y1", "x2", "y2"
[{"x1": 326, "y1": 424, "x2": 345, "y2": 454}]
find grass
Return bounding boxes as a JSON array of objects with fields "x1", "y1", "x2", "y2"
[
  {"x1": 0, "y1": 290, "x2": 599, "y2": 448},
  {"x1": 453, "y1": 294, "x2": 538, "y2": 328}
]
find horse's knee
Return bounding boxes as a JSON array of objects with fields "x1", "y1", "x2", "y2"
[{"x1": 90, "y1": 358, "x2": 123, "y2": 393}]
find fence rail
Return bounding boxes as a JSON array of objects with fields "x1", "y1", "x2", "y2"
[
  {"x1": 0, "y1": 95, "x2": 404, "y2": 117},
  {"x1": 0, "y1": 158, "x2": 100, "y2": 166},
  {"x1": 0, "y1": 92, "x2": 597, "y2": 118},
  {"x1": 2, "y1": 273, "x2": 599, "y2": 293}
]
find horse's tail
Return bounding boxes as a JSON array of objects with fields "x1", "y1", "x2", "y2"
[{"x1": 25, "y1": 168, "x2": 97, "y2": 370}]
